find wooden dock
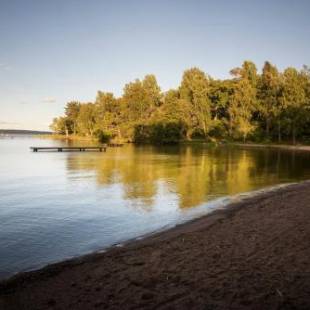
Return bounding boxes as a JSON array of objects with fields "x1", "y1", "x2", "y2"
[
  {"x1": 108, "y1": 143, "x2": 124, "y2": 147},
  {"x1": 30, "y1": 146, "x2": 107, "y2": 152},
  {"x1": 30, "y1": 143, "x2": 124, "y2": 152}
]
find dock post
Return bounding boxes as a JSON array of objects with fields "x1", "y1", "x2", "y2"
[{"x1": 30, "y1": 146, "x2": 112, "y2": 152}]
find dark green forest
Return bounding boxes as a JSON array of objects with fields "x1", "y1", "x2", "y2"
[{"x1": 51, "y1": 61, "x2": 310, "y2": 144}]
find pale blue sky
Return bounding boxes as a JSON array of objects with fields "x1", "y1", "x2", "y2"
[{"x1": 0, "y1": 0, "x2": 309, "y2": 130}]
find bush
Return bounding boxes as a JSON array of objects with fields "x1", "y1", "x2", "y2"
[
  {"x1": 95, "y1": 130, "x2": 111, "y2": 143},
  {"x1": 209, "y1": 120, "x2": 227, "y2": 139},
  {"x1": 133, "y1": 121, "x2": 185, "y2": 144},
  {"x1": 133, "y1": 124, "x2": 152, "y2": 144}
]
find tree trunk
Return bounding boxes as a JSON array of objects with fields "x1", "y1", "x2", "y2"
[
  {"x1": 117, "y1": 127, "x2": 122, "y2": 140},
  {"x1": 202, "y1": 121, "x2": 208, "y2": 140},
  {"x1": 65, "y1": 125, "x2": 69, "y2": 138},
  {"x1": 229, "y1": 117, "x2": 233, "y2": 138},
  {"x1": 292, "y1": 122, "x2": 296, "y2": 145},
  {"x1": 277, "y1": 120, "x2": 281, "y2": 143},
  {"x1": 266, "y1": 118, "x2": 270, "y2": 137},
  {"x1": 186, "y1": 129, "x2": 192, "y2": 140}
]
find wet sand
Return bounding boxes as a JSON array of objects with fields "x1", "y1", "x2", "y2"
[{"x1": 1, "y1": 181, "x2": 310, "y2": 309}]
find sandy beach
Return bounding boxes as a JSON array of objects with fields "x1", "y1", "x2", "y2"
[{"x1": 1, "y1": 181, "x2": 310, "y2": 309}]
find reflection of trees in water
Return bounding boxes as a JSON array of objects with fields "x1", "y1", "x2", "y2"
[{"x1": 66, "y1": 145, "x2": 310, "y2": 210}]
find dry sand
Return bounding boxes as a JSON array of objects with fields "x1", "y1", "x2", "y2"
[{"x1": 1, "y1": 182, "x2": 310, "y2": 309}]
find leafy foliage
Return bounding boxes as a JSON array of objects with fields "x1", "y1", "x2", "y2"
[
  {"x1": 51, "y1": 61, "x2": 310, "y2": 144},
  {"x1": 95, "y1": 130, "x2": 112, "y2": 143},
  {"x1": 134, "y1": 121, "x2": 186, "y2": 144}
]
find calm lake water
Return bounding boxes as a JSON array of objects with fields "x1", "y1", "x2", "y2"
[{"x1": 1, "y1": 136, "x2": 310, "y2": 279}]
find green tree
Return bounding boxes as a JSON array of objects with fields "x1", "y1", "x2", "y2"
[
  {"x1": 50, "y1": 61, "x2": 310, "y2": 145},
  {"x1": 230, "y1": 60, "x2": 258, "y2": 87},
  {"x1": 142, "y1": 74, "x2": 161, "y2": 108},
  {"x1": 77, "y1": 103, "x2": 96, "y2": 136},
  {"x1": 208, "y1": 79, "x2": 234, "y2": 138},
  {"x1": 257, "y1": 61, "x2": 281, "y2": 139},
  {"x1": 229, "y1": 79, "x2": 257, "y2": 142},
  {"x1": 65, "y1": 101, "x2": 81, "y2": 135},
  {"x1": 122, "y1": 75, "x2": 161, "y2": 123},
  {"x1": 157, "y1": 90, "x2": 192, "y2": 137},
  {"x1": 228, "y1": 61, "x2": 258, "y2": 141},
  {"x1": 179, "y1": 68, "x2": 211, "y2": 138},
  {"x1": 280, "y1": 68, "x2": 307, "y2": 144},
  {"x1": 95, "y1": 92, "x2": 120, "y2": 138},
  {"x1": 49, "y1": 116, "x2": 71, "y2": 136}
]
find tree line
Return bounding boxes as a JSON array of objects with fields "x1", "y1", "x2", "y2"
[{"x1": 50, "y1": 61, "x2": 310, "y2": 144}]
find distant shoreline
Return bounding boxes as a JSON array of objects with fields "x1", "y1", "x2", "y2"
[
  {"x1": 0, "y1": 129, "x2": 52, "y2": 135},
  {"x1": 1, "y1": 180, "x2": 310, "y2": 309},
  {"x1": 4, "y1": 131, "x2": 310, "y2": 154},
  {"x1": 36, "y1": 133, "x2": 96, "y2": 141}
]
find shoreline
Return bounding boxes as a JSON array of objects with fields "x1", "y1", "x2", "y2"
[
  {"x1": 234, "y1": 142, "x2": 310, "y2": 152},
  {"x1": 36, "y1": 134, "x2": 310, "y2": 152},
  {"x1": 36, "y1": 134, "x2": 97, "y2": 142},
  {"x1": 1, "y1": 180, "x2": 310, "y2": 309},
  {"x1": 0, "y1": 180, "x2": 296, "y2": 280},
  {"x1": 0, "y1": 182, "x2": 296, "y2": 281}
]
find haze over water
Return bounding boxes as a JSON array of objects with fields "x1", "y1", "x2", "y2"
[{"x1": 1, "y1": 136, "x2": 310, "y2": 279}]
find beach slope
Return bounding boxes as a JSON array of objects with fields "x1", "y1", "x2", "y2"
[{"x1": 1, "y1": 182, "x2": 310, "y2": 309}]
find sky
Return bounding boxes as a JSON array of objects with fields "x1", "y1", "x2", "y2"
[{"x1": 0, "y1": 0, "x2": 309, "y2": 131}]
